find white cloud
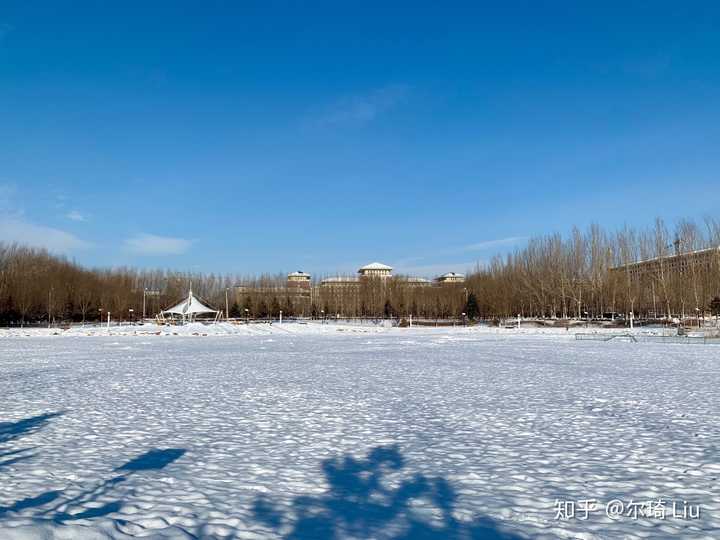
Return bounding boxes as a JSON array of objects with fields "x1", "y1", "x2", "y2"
[
  {"x1": 312, "y1": 84, "x2": 409, "y2": 127},
  {"x1": 124, "y1": 233, "x2": 193, "y2": 256},
  {"x1": 65, "y1": 210, "x2": 86, "y2": 222},
  {"x1": 0, "y1": 215, "x2": 92, "y2": 252}
]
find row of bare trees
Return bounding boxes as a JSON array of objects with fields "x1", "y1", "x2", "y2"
[
  {"x1": 466, "y1": 218, "x2": 720, "y2": 320},
  {"x1": 0, "y1": 243, "x2": 242, "y2": 324},
  {"x1": 312, "y1": 279, "x2": 467, "y2": 320},
  {"x1": 2, "y1": 217, "x2": 720, "y2": 324},
  {"x1": 231, "y1": 276, "x2": 468, "y2": 320}
]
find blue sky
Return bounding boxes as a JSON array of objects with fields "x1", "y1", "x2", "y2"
[{"x1": 1, "y1": 1, "x2": 719, "y2": 277}]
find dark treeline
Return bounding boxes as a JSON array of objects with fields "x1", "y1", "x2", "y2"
[{"x1": 2, "y1": 217, "x2": 720, "y2": 324}]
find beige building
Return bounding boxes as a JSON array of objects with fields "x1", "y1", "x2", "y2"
[
  {"x1": 320, "y1": 262, "x2": 393, "y2": 288},
  {"x1": 320, "y1": 263, "x2": 465, "y2": 289},
  {"x1": 319, "y1": 275, "x2": 360, "y2": 287},
  {"x1": 399, "y1": 277, "x2": 432, "y2": 287},
  {"x1": 610, "y1": 246, "x2": 720, "y2": 280},
  {"x1": 357, "y1": 262, "x2": 393, "y2": 278},
  {"x1": 287, "y1": 271, "x2": 312, "y2": 289},
  {"x1": 436, "y1": 272, "x2": 465, "y2": 284}
]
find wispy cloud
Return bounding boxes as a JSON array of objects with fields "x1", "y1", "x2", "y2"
[
  {"x1": 311, "y1": 84, "x2": 409, "y2": 128},
  {"x1": 0, "y1": 183, "x2": 91, "y2": 252},
  {"x1": 65, "y1": 210, "x2": 86, "y2": 222},
  {"x1": 0, "y1": 215, "x2": 92, "y2": 252},
  {"x1": 124, "y1": 233, "x2": 193, "y2": 256},
  {"x1": 458, "y1": 236, "x2": 526, "y2": 253},
  {"x1": 388, "y1": 237, "x2": 526, "y2": 277}
]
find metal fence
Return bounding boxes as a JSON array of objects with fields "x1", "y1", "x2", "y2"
[
  {"x1": 575, "y1": 333, "x2": 637, "y2": 342},
  {"x1": 575, "y1": 333, "x2": 720, "y2": 345}
]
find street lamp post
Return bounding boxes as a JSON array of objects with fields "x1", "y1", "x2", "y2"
[
  {"x1": 321, "y1": 309, "x2": 325, "y2": 324},
  {"x1": 461, "y1": 312, "x2": 466, "y2": 326},
  {"x1": 129, "y1": 308, "x2": 134, "y2": 323},
  {"x1": 225, "y1": 288, "x2": 229, "y2": 322},
  {"x1": 279, "y1": 310, "x2": 283, "y2": 324},
  {"x1": 48, "y1": 288, "x2": 53, "y2": 329},
  {"x1": 143, "y1": 288, "x2": 147, "y2": 320},
  {"x1": 244, "y1": 308, "x2": 249, "y2": 325}
]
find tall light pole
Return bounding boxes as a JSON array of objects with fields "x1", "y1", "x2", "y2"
[
  {"x1": 143, "y1": 288, "x2": 147, "y2": 320},
  {"x1": 225, "y1": 288, "x2": 230, "y2": 322}
]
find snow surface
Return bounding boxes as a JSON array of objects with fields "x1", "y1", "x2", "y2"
[{"x1": 1, "y1": 323, "x2": 719, "y2": 539}]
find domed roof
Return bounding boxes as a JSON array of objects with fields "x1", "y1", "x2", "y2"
[{"x1": 358, "y1": 262, "x2": 393, "y2": 271}]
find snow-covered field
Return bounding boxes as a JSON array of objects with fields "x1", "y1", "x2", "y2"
[{"x1": 1, "y1": 323, "x2": 719, "y2": 539}]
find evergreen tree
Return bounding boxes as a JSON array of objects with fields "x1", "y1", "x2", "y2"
[
  {"x1": 710, "y1": 296, "x2": 720, "y2": 316},
  {"x1": 383, "y1": 299, "x2": 394, "y2": 318},
  {"x1": 465, "y1": 292, "x2": 479, "y2": 320}
]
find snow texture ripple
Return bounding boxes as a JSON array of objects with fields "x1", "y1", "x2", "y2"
[{"x1": 0, "y1": 325, "x2": 719, "y2": 539}]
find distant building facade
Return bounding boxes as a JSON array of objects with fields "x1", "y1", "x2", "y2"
[
  {"x1": 287, "y1": 271, "x2": 312, "y2": 289},
  {"x1": 436, "y1": 272, "x2": 465, "y2": 284},
  {"x1": 357, "y1": 262, "x2": 393, "y2": 278},
  {"x1": 609, "y1": 246, "x2": 720, "y2": 280},
  {"x1": 235, "y1": 261, "x2": 470, "y2": 318},
  {"x1": 234, "y1": 270, "x2": 313, "y2": 316}
]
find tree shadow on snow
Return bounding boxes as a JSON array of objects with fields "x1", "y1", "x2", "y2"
[
  {"x1": 0, "y1": 412, "x2": 64, "y2": 471},
  {"x1": 0, "y1": 412, "x2": 65, "y2": 517},
  {"x1": 252, "y1": 445, "x2": 521, "y2": 540},
  {"x1": 0, "y1": 444, "x2": 185, "y2": 522},
  {"x1": 50, "y1": 448, "x2": 186, "y2": 522},
  {"x1": 0, "y1": 412, "x2": 64, "y2": 446}
]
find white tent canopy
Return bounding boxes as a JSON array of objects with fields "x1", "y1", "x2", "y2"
[{"x1": 161, "y1": 289, "x2": 219, "y2": 321}]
